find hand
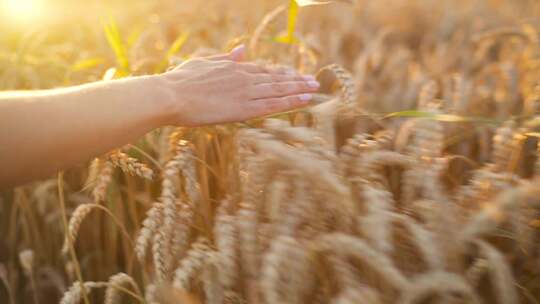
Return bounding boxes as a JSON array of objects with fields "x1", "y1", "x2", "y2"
[{"x1": 157, "y1": 45, "x2": 320, "y2": 127}]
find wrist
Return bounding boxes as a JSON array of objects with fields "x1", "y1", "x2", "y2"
[{"x1": 135, "y1": 74, "x2": 179, "y2": 127}]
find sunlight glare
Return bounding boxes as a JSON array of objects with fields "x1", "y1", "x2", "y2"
[{"x1": 1, "y1": 0, "x2": 44, "y2": 24}]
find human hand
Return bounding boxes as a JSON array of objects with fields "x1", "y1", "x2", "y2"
[{"x1": 157, "y1": 45, "x2": 320, "y2": 127}]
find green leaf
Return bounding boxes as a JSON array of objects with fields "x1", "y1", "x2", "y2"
[
  {"x1": 275, "y1": 0, "x2": 299, "y2": 45},
  {"x1": 127, "y1": 27, "x2": 143, "y2": 48},
  {"x1": 167, "y1": 31, "x2": 190, "y2": 58},
  {"x1": 154, "y1": 31, "x2": 190, "y2": 73},
  {"x1": 102, "y1": 15, "x2": 130, "y2": 75},
  {"x1": 273, "y1": 34, "x2": 300, "y2": 44},
  {"x1": 70, "y1": 57, "x2": 105, "y2": 72},
  {"x1": 384, "y1": 110, "x2": 499, "y2": 124}
]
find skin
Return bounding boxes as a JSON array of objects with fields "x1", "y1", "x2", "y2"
[{"x1": 0, "y1": 45, "x2": 320, "y2": 189}]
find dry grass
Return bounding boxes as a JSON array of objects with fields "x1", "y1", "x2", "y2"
[{"x1": 2, "y1": 0, "x2": 540, "y2": 303}]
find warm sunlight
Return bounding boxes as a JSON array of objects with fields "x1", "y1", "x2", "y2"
[{"x1": 1, "y1": 0, "x2": 44, "y2": 24}]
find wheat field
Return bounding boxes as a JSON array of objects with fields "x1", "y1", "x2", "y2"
[{"x1": 2, "y1": 0, "x2": 540, "y2": 303}]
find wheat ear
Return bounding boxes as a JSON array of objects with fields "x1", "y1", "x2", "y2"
[
  {"x1": 60, "y1": 281, "x2": 108, "y2": 304},
  {"x1": 466, "y1": 258, "x2": 489, "y2": 287},
  {"x1": 62, "y1": 204, "x2": 97, "y2": 255},
  {"x1": 331, "y1": 286, "x2": 383, "y2": 304},
  {"x1": 460, "y1": 182, "x2": 540, "y2": 242},
  {"x1": 472, "y1": 239, "x2": 519, "y2": 304},
  {"x1": 318, "y1": 233, "x2": 409, "y2": 290},
  {"x1": 318, "y1": 64, "x2": 358, "y2": 105},
  {"x1": 492, "y1": 120, "x2": 516, "y2": 171},
  {"x1": 173, "y1": 238, "x2": 212, "y2": 290},
  {"x1": 144, "y1": 284, "x2": 158, "y2": 304},
  {"x1": 108, "y1": 150, "x2": 154, "y2": 180},
  {"x1": 398, "y1": 272, "x2": 480, "y2": 304},
  {"x1": 104, "y1": 272, "x2": 139, "y2": 304},
  {"x1": 358, "y1": 185, "x2": 395, "y2": 254},
  {"x1": 214, "y1": 202, "x2": 239, "y2": 290},
  {"x1": 202, "y1": 253, "x2": 224, "y2": 304},
  {"x1": 261, "y1": 236, "x2": 313, "y2": 304},
  {"x1": 390, "y1": 214, "x2": 444, "y2": 270},
  {"x1": 92, "y1": 160, "x2": 114, "y2": 203},
  {"x1": 134, "y1": 202, "x2": 164, "y2": 263},
  {"x1": 154, "y1": 141, "x2": 193, "y2": 281}
]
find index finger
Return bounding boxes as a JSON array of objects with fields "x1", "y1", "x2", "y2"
[{"x1": 236, "y1": 63, "x2": 298, "y2": 75}]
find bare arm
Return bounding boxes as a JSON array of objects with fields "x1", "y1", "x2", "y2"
[
  {"x1": 0, "y1": 46, "x2": 319, "y2": 188},
  {"x1": 0, "y1": 76, "x2": 168, "y2": 188}
]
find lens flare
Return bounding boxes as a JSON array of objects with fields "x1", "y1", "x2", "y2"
[{"x1": 1, "y1": 0, "x2": 44, "y2": 24}]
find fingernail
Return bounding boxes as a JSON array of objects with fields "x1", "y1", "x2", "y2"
[
  {"x1": 307, "y1": 80, "x2": 320, "y2": 88},
  {"x1": 230, "y1": 44, "x2": 246, "y2": 61},
  {"x1": 302, "y1": 75, "x2": 316, "y2": 81},
  {"x1": 231, "y1": 44, "x2": 246, "y2": 53},
  {"x1": 299, "y1": 94, "x2": 313, "y2": 102}
]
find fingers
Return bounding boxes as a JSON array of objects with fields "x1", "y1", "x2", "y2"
[
  {"x1": 237, "y1": 63, "x2": 298, "y2": 75},
  {"x1": 248, "y1": 80, "x2": 320, "y2": 100},
  {"x1": 206, "y1": 44, "x2": 246, "y2": 62},
  {"x1": 234, "y1": 62, "x2": 268, "y2": 74},
  {"x1": 245, "y1": 94, "x2": 313, "y2": 117},
  {"x1": 229, "y1": 45, "x2": 246, "y2": 61},
  {"x1": 252, "y1": 73, "x2": 314, "y2": 84},
  {"x1": 206, "y1": 53, "x2": 231, "y2": 61}
]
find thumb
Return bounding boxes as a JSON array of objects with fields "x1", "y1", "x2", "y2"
[
  {"x1": 207, "y1": 44, "x2": 246, "y2": 62},
  {"x1": 228, "y1": 44, "x2": 246, "y2": 61}
]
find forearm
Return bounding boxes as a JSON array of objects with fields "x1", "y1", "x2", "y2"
[
  {"x1": 0, "y1": 76, "x2": 169, "y2": 188},
  {"x1": 0, "y1": 46, "x2": 319, "y2": 189}
]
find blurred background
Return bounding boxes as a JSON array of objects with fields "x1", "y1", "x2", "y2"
[{"x1": 1, "y1": 0, "x2": 538, "y2": 91}]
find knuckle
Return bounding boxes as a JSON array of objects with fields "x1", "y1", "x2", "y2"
[
  {"x1": 284, "y1": 96, "x2": 295, "y2": 106},
  {"x1": 238, "y1": 90, "x2": 249, "y2": 101},
  {"x1": 279, "y1": 75, "x2": 291, "y2": 82},
  {"x1": 266, "y1": 98, "x2": 285, "y2": 110},
  {"x1": 276, "y1": 67, "x2": 287, "y2": 74},
  {"x1": 215, "y1": 66, "x2": 228, "y2": 73},
  {"x1": 272, "y1": 66, "x2": 286, "y2": 75},
  {"x1": 272, "y1": 83, "x2": 285, "y2": 93},
  {"x1": 234, "y1": 72, "x2": 250, "y2": 86},
  {"x1": 242, "y1": 63, "x2": 253, "y2": 70}
]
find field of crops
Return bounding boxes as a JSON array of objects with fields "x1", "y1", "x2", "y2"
[{"x1": 2, "y1": 0, "x2": 540, "y2": 303}]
